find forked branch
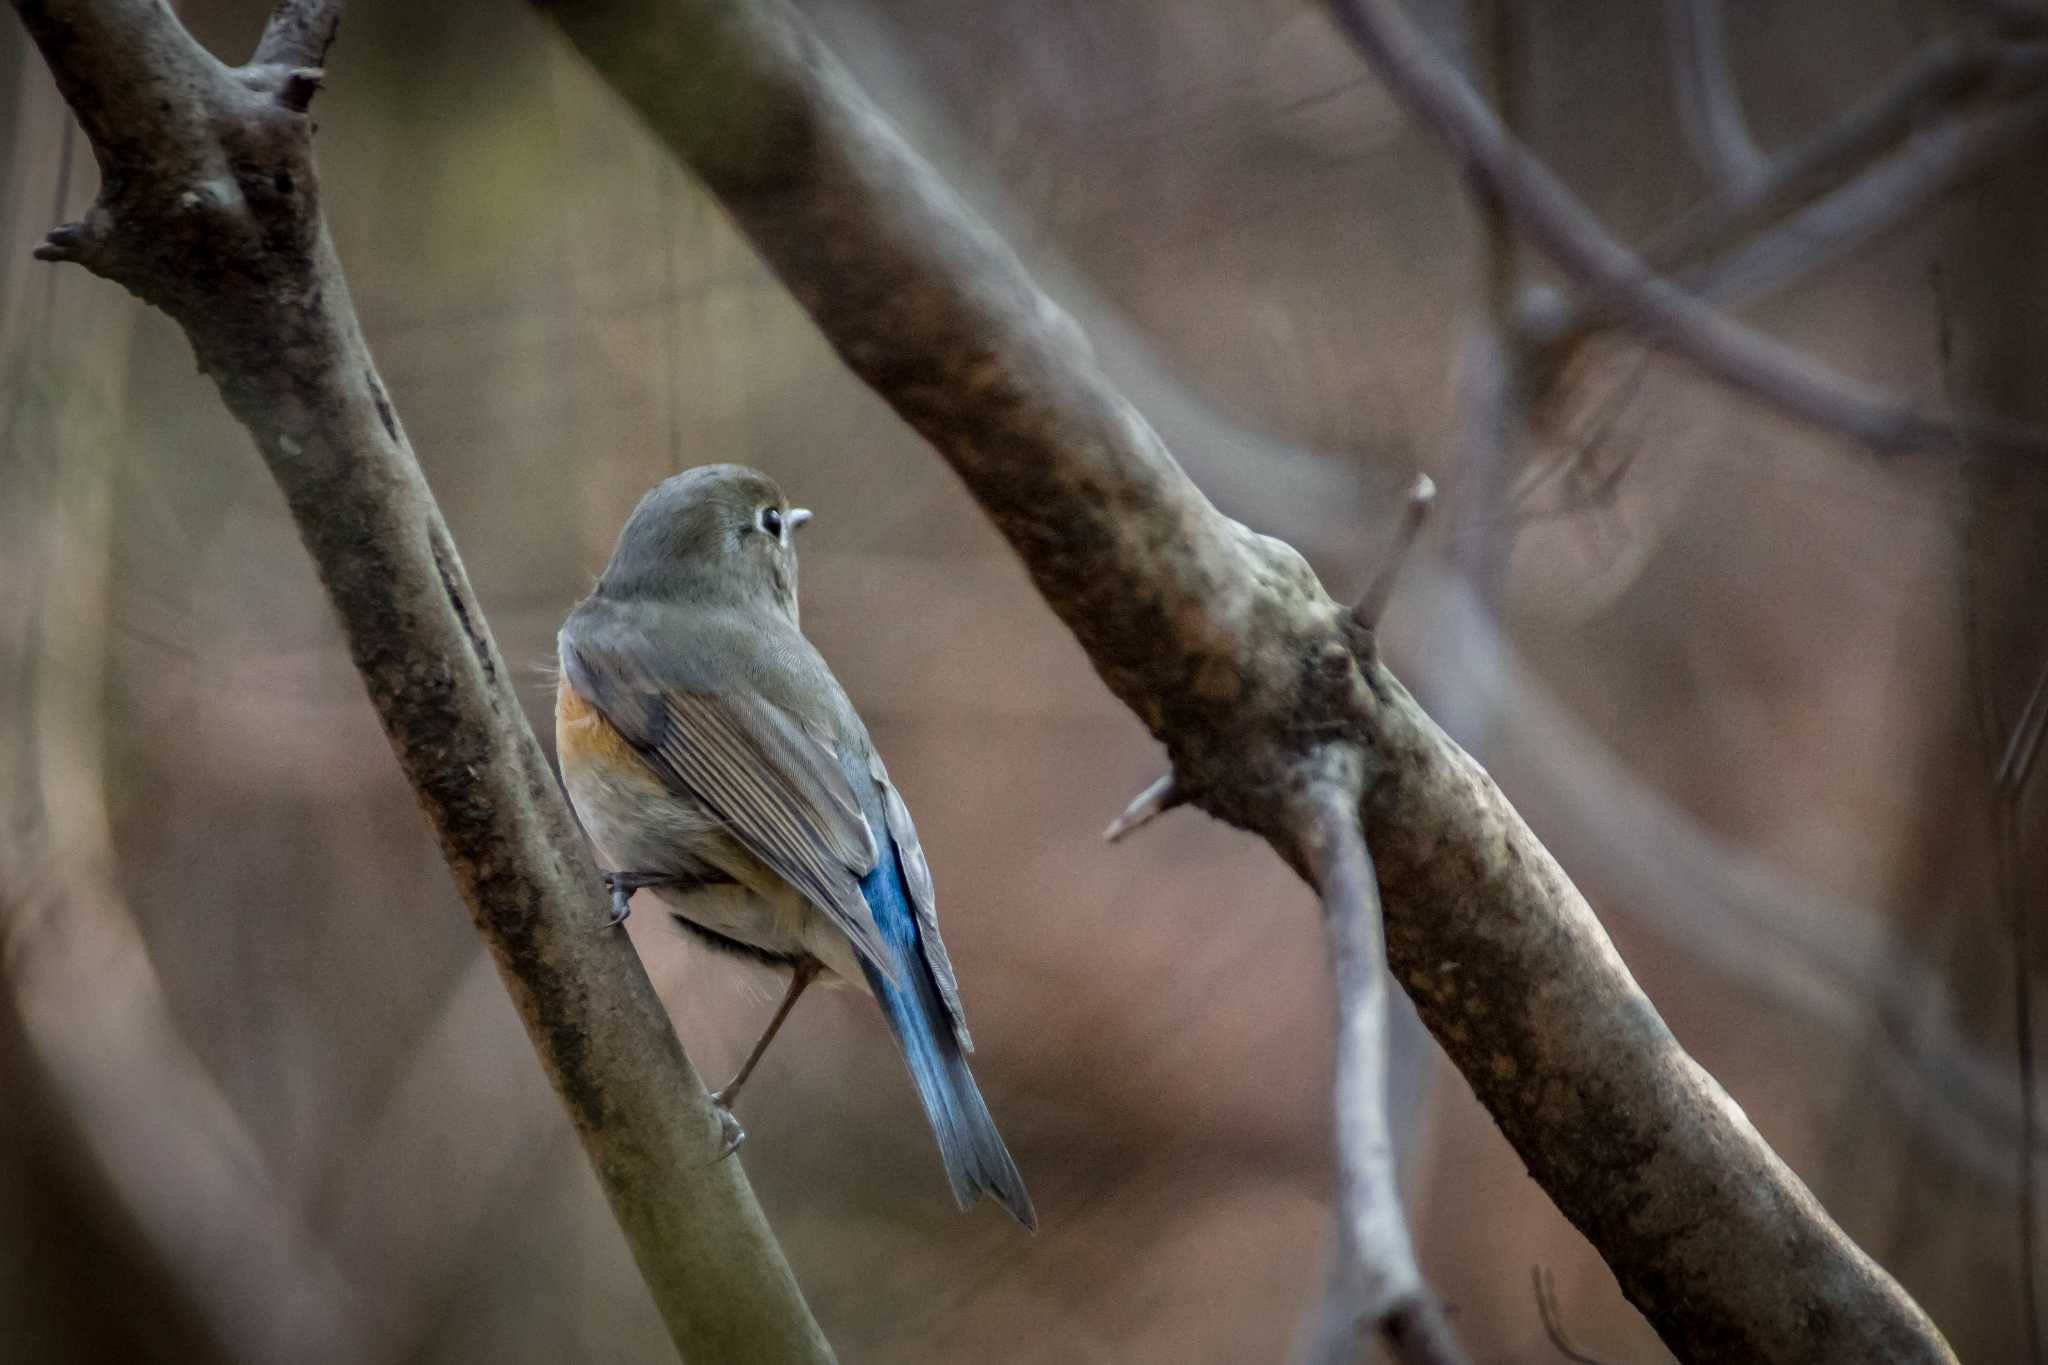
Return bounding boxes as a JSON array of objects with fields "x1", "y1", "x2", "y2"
[
  {"x1": 1329, "y1": 0, "x2": 2048, "y2": 460},
  {"x1": 1295, "y1": 772, "x2": 1467, "y2": 1365},
  {"x1": 9, "y1": 1, "x2": 832, "y2": 1360}
]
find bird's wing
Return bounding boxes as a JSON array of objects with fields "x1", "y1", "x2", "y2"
[
  {"x1": 560, "y1": 624, "x2": 892, "y2": 979},
  {"x1": 867, "y1": 748, "x2": 971, "y2": 1049}
]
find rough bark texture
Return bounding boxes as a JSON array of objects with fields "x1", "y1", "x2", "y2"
[
  {"x1": 9, "y1": 3, "x2": 832, "y2": 1361},
  {"x1": 535, "y1": 0, "x2": 1956, "y2": 1360}
]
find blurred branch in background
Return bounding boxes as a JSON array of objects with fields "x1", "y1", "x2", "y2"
[
  {"x1": 4, "y1": 0, "x2": 833, "y2": 1360},
  {"x1": 0, "y1": 61, "x2": 384, "y2": 1365},
  {"x1": 535, "y1": 0, "x2": 1956, "y2": 1358},
  {"x1": 1328, "y1": 0, "x2": 2048, "y2": 460},
  {"x1": 1663, "y1": 0, "x2": 1765, "y2": 190}
]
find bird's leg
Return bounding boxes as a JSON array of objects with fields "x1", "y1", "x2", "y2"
[
  {"x1": 710, "y1": 958, "x2": 823, "y2": 1159},
  {"x1": 597, "y1": 869, "x2": 675, "y2": 928}
]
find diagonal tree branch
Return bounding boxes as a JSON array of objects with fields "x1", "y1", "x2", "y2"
[
  {"x1": 1328, "y1": 0, "x2": 2048, "y2": 461},
  {"x1": 535, "y1": 0, "x2": 1958, "y2": 1358},
  {"x1": 8, "y1": 2, "x2": 832, "y2": 1361}
]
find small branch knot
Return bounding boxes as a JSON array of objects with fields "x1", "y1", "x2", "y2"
[
  {"x1": 31, "y1": 213, "x2": 112, "y2": 271},
  {"x1": 279, "y1": 67, "x2": 326, "y2": 113},
  {"x1": 1102, "y1": 772, "x2": 1183, "y2": 843}
]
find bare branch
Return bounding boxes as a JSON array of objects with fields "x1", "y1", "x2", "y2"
[
  {"x1": 1294, "y1": 775, "x2": 1468, "y2": 1365},
  {"x1": 537, "y1": 0, "x2": 1960, "y2": 1358},
  {"x1": 1328, "y1": 0, "x2": 2048, "y2": 460},
  {"x1": 1547, "y1": 36, "x2": 2048, "y2": 346},
  {"x1": 1640, "y1": 36, "x2": 2048, "y2": 284},
  {"x1": 1680, "y1": 88, "x2": 2048, "y2": 316},
  {"x1": 13, "y1": 2, "x2": 832, "y2": 1360},
  {"x1": 253, "y1": 0, "x2": 343, "y2": 68},
  {"x1": 1354, "y1": 474, "x2": 1434, "y2": 630},
  {"x1": 1103, "y1": 772, "x2": 1182, "y2": 843},
  {"x1": 1664, "y1": 0, "x2": 1766, "y2": 188}
]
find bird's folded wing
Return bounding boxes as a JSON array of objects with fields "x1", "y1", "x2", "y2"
[
  {"x1": 868, "y1": 748, "x2": 971, "y2": 1049},
  {"x1": 561, "y1": 634, "x2": 892, "y2": 978}
]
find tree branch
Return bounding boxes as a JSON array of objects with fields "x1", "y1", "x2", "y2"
[
  {"x1": 1672, "y1": 86, "x2": 2048, "y2": 319},
  {"x1": 534, "y1": 0, "x2": 1959, "y2": 1358},
  {"x1": 1328, "y1": 0, "x2": 2048, "y2": 460},
  {"x1": 1637, "y1": 35, "x2": 2048, "y2": 291},
  {"x1": 1664, "y1": 0, "x2": 1765, "y2": 189},
  {"x1": 9, "y1": 3, "x2": 832, "y2": 1361},
  {"x1": 253, "y1": 0, "x2": 343, "y2": 69},
  {"x1": 1294, "y1": 773, "x2": 1467, "y2": 1365}
]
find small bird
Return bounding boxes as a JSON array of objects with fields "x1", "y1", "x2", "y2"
[{"x1": 554, "y1": 464, "x2": 1035, "y2": 1229}]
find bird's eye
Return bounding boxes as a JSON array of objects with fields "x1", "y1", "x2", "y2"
[{"x1": 759, "y1": 506, "x2": 784, "y2": 538}]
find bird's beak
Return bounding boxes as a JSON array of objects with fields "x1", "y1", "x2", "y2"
[{"x1": 787, "y1": 507, "x2": 814, "y2": 531}]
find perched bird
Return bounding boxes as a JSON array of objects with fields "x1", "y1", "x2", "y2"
[{"x1": 554, "y1": 464, "x2": 1035, "y2": 1229}]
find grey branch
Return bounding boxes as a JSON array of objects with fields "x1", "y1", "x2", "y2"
[
  {"x1": 11, "y1": 2, "x2": 833, "y2": 1361},
  {"x1": 536, "y1": 0, "x2": 1958, "y2": 1357},
  {"x1": 253, "y1": 0, "x2": 343, "y2": 67},
  {"x1": 1634, "y1": 35, "x2": 2048, "y2": 294},
  {"x1": 1294, "y1": 776, "x2": 1468, "y2": 1365},
  {"x1": 1329, "y1": 0, "x2": 2048, "y2": 460},
  {"x1": 1664, "y1": 0, "x2": 1765, "y2": 188},
  {"x1": 1671, "y1": 81, "x2": 2048, "y2": 319}
]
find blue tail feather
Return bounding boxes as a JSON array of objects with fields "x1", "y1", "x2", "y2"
[{"x1": 857, "y1": 850, "x2": 1036, "y2": 1230}]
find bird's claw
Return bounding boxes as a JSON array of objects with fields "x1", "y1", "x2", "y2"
[
  {"x1": 603, "y1": 878, "x2": 632, "y2": 928},
  {"x1": 711, "y1": 1099, "x2": 747, "y2": 1161},
  {"x1": 598, "y1": 869, "x2": 671, "y2": 930}
]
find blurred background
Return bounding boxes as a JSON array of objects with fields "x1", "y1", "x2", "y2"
[{"x1": 4, "y1": 0, "x2": 2044, "y2": 1360}]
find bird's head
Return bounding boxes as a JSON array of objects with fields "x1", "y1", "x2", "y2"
[{"x1": 596, "y1": 464, "x2": 813, "y2": 622}]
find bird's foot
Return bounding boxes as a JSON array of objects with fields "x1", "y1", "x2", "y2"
[
  {"x1": 709, "y1": 1093, "x2": 747, "y2": 1161},
  {"x1": 597, "y1": 870, "x2": 674, "y2": 929}
]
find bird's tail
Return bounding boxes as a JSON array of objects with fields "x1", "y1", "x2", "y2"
[{"x1": 859, "y1": 856, "x2": 1036, "y2": 1231}]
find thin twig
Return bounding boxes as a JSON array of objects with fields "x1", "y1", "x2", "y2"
[
  {"x1": 1296, "y1": 779, "x2": 1469, "y2": 1365},
  {"x1": 1681, "y1": 88, "x2": 2048, "y2": 317},
  {"x1": 1328, "y1": 0, "x2": 2048, "y2": 459},
  {"x1": 1640, "y1": 36, "x2": 2048, "y2": 285},
  {"x1": 1533, "y1": 1267, "x2": 1620, "y2": 1365},
  {"x1": 1102, "y1": 772, "x2": 1182, "y2": 843},
  {"x1": 1355, "y1": 475, "x2": 1435, "y2": 630},
  {"x1": 1664, "y1": 0, "x2": 1765, "y2": 188}
]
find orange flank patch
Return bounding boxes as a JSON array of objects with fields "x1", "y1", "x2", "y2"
[{"x1": 555, "y1": 675, "x2": 649, "y2": 774}]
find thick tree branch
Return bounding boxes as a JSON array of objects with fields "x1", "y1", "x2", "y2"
[
  {"x1": 535, "y1": 0, "x2": 1958, "y2": 1358},
  {"x1": 9, "y1": 3, "x2": 832, "y2": 1361},
  {"x1": 1328, "y1": 0, "x2": 2048, "y2": 460}
]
